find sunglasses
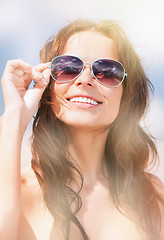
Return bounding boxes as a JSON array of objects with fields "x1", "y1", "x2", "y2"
[{"x1": 50, "y1": 55, "x2": 127, "y2": 88}]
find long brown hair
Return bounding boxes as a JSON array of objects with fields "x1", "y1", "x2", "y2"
[{"x1": 31, "y1": 19, "x2": 164, "y2": 239}]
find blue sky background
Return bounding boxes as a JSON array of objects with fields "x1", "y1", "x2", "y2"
[{"x1": 0, "y1": 0, "x2": 164, "y2": 180}]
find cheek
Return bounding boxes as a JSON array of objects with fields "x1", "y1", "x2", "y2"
[
  {"x1": 103, "y1": 84, "x2": 123, "y2": 105},
  {"x1": 111, "y1": 87, "x2": 123, "y2": 107},
  {"x1": 103, "y1": 86, "x2": 123, "y2": 123}
]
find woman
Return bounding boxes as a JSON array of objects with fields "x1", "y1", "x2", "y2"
[{"x1": 0, "y1": 19, "x2": 164, "y2": 240}]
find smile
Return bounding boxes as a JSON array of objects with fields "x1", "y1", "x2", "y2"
[{"x1": 69, "y1": 97, "x2": 100, "y2": 106}]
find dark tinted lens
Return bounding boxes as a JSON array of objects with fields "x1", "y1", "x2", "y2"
[
  {"x1": 51, "y1": 55, "x2": 83, "y2": 82},
  {"x1": 92, "y1": 59, "x2": 125, "y2": 87}
]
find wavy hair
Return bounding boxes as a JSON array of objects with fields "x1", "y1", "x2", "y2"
[{"x1": 31, "y1": 19, "x2": 164, "y2": 240}]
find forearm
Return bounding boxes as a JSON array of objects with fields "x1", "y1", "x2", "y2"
[
  {"x1": 0, "y1": 58, "x2": 50, "y2": 240},
  {"x1": 0, "y1": 110, "x2": 23, "y2": 240}
]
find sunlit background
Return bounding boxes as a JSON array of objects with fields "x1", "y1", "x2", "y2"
[{"x1": 0, "y1": 0, "x2": 164, "y2": 182}]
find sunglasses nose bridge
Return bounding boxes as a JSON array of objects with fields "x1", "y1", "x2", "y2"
[
  {"x1": 75, "y1": 61, "x2": 95, "y2": 86},
  {"x1": 82, "y1": 62, "x2": 95, "y2": 80},
  {"x1": 83, "y1": 61, "x2": 92, "y2": 67},
  {"x1": 82, "y1": 61, "x2": 93, "y2": 73}
]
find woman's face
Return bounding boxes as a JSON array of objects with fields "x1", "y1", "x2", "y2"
[{"x1": 51, "y1": 30, "x2": 123, "y2": 130}]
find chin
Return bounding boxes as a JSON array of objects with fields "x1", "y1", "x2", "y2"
[
  {"x1": 56, "y1": 114, "x2": 114, "y2": 132},
  {"x1": 54, "y1": 105, "x2": 120, "y2": 131}
]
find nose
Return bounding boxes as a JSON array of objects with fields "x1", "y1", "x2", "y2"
[{"x1": 74, "y1": 63, "x2": 96, "y2": 87}]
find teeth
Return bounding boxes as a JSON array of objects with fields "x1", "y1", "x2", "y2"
[{"x1": 69, "y1": 97, "x2": 99, "y2": 105}]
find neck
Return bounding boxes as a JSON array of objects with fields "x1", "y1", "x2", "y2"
[{"x1": 66, "y1": 126, "x2": 110, "y2": 185}]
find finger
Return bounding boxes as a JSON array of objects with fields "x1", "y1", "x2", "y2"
[
  {"x1": 42, "y1": 68, "x2": 51, "y2": 84},
  {"x1": 35, "y1": 62, "x2": 51, "y2": 72},
  {"x1": 1, "y1": 60, "x2": 33, "y2": 88},
  {"x1": 6, "y1": 59, "x2": 32, "y2": 74},
  {"x1": 23, "y1": 79, "x2": 49, "y2": 114},
  {"x1": 32, "y1": 69, "x2": 47, "y2": 87},
  {"x1": 32, "y1": 63, "x2": 51, "y2": 87},
  {"x1": 13, "y1": 69, "x2": 24, "y2": 77}
]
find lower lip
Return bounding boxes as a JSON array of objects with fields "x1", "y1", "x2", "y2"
[{"x1": 68, "y1": 101, "x2": 100, "y2": 109}]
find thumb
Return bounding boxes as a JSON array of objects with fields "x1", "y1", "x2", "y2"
[
  {"x1": 42, "y1": 67, "x2": 51, "y2": 82},
  {"x1": 23, "y1": 71, "x2": 50, "y2": 118}
]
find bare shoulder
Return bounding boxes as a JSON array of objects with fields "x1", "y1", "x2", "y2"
[
  {"x1": 20, "y1": 165, "x2": 43, "y2": 213},
  {"x1": 19, "y1": 165, "x2": 54, "y2": 240},
  {"x1": 18, "y1": 165, "x2": 43, "y2": 240},
  {"x1": 21, "y1": 164, "x2": 41, "y2": 191}
]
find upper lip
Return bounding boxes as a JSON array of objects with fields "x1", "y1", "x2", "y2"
[{"x1": 66, "y1": 95, "x2": 102, "y2": 103}]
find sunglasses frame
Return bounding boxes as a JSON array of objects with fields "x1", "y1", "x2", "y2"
[{"x1": 49, "y1": 55, "x2": 127, "y2": 88}]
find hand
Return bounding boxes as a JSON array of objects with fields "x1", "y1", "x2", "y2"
[{"x1": 1, "y1": 59, "x2": 51, "y2": 133}]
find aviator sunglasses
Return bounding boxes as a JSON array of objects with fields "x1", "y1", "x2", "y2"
[{"x1": 49, "y1": 55, "x2": 127, "y2": 88}]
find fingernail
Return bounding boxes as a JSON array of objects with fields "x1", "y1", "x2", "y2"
[
  {"x1": 42, "y1": 79, "x2": 47, "y2": 85},
  {"x1": 37, "y1": 72, "x2": 42, "y2": 78}
]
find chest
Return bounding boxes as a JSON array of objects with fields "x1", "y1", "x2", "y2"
[
  {"x1": 68, "y1": 184, "x2": 144, "y2": 240},
  {"x1": 24, "y1": 184, "x2": 146, "y2": 240}
]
